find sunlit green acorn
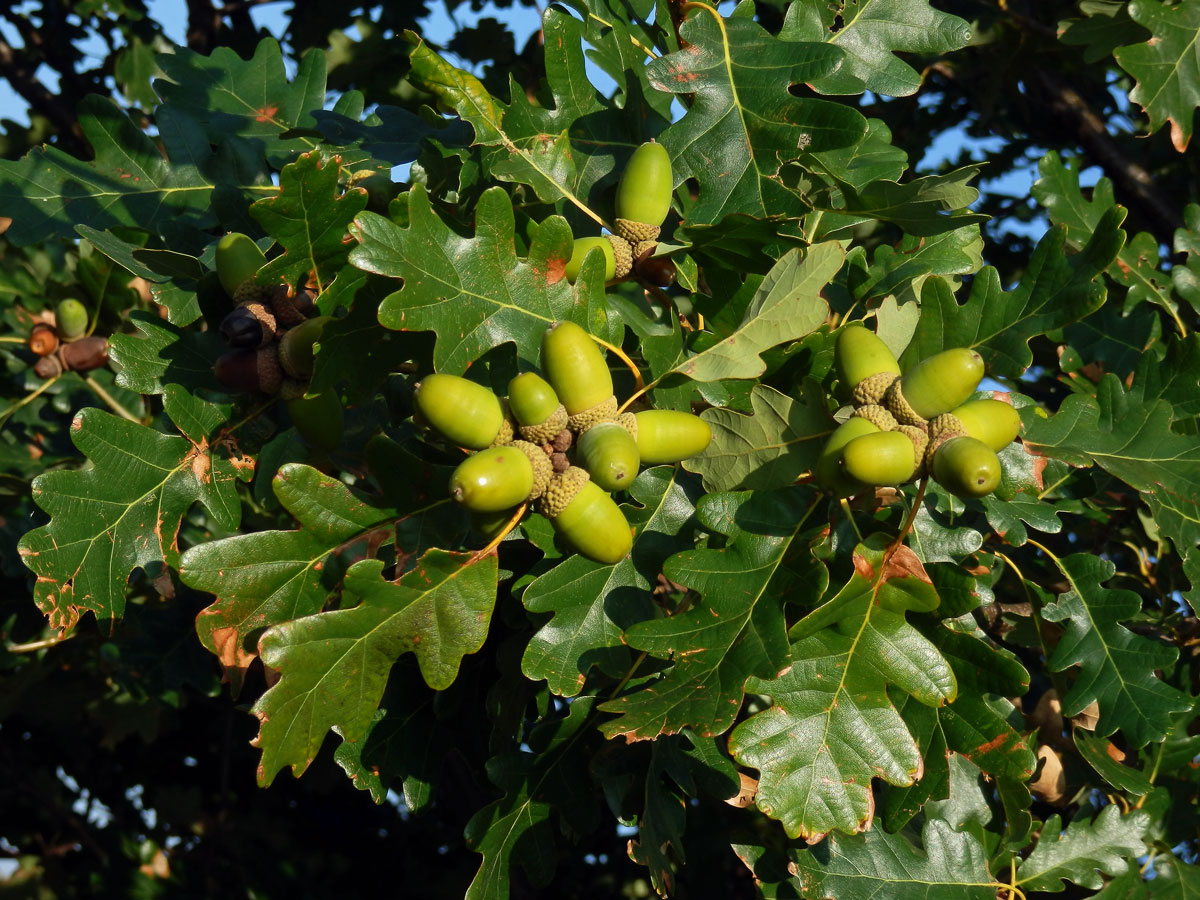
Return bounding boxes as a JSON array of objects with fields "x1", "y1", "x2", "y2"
[
  {"x1": 507, "y1": 372, "x2": 568, "y2": 444},
  {"x1": 414, "y1": 373, "x2": 504, "y2": 450},
  {"x1": 577, "y1": 421, "x2": 640, "y2": 492},
  {"x1": 54, "y1": 299, "x2": 89, "y2": 339},
  {"x1": 887, "y1": 347, "x2": 985, "y2": 423},
  {"x1": 278, "y1": 315, "x2": 334, "y2": 379},
  {"x1": 931, "y1": 435, "x2": 1002, "y2": 498},
  {"x1": 945, "y1": 398, "x2": 1021, "y2": 451},
  {"x1": 632, "y1": 409, "x2": 712, "y2": 464},
  {"x1": 449, "y1": 445, "x2": 535, "y2": 513},
  {"x1": 215, "y1": 232, "x2": 267, "y2": 299},
  {"x1": 564, "y1": 237, "x2": 616, "y2": 283},
  {"x1": 835, "y1": 323, "x2": 900, "y2": 397},
  {"x1": 840, "y1": 430, "x2": 918, "y2": 487},
  {"x1": 814, "y1": 416, "x2": 880, "y2": 496},
  {"x1": 541, "y1": 320, "x2": 613, "y2": 417},
  {"x1": 538, "y1": 466, "x2": 632, "y2": 564},
  {"x1": 615, "y1": 141, "x2": 672, "y2": 243},
  {"x1": 286, "y1": 389, "x2": 344, "y2": 452}
]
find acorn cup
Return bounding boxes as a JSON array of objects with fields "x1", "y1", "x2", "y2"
[
  {"x1": 537, "y1": 466, "x2": 632, "y2": 565},
  {"x1": 541, "y1": 321, "x2": 617, "y2": 431},
  {"x1": 615, "y1": 140, "x2": 672, "y2": 244},
  {"x1": 413, "y1": 373, "x2": 505, "y2": 450}
]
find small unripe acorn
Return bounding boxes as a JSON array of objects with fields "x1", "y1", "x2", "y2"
[
  {"x1": 564, "y1": 237, "x2": 616, "y2": 283},
  {"x1": 449, "y1": 446, "x2": 536, "y2": 513},
  {"x1": 286, "y1": 389, "x2": 344, "y2": 452},
  {"x1": 540, "y1": 467, "x2": 632, "y2": 564},
  {"x1": 947, "y1": 398, "x2": 1021, "y2": 451},
  {"x1": 577, "y1": 421, "x2": 640, "y2": 492},
  {"x1": 28, "y1": 323, "x2": 59, "y2": 356},
  {"x1": 931, "y1": 435, "x2": 1002, "y2": 498},
  {"x1": 894, "y1": 347, "x2": 985, "y2": 420},
  {"x1": 508, "y1": 373, "x2": 570, "y2": 444},
  {"x1": 616, "y1": 141, "x2": 672, "y2": 235},
  {"x1": 834, "y1": 323, "x2": 900, "y2": 396},
  {"x1": 841, "y1": 430, "x2": 918, "y2": 487},
  {"x1": 55, "y1": 299, "x2": 89, "y2": 339},
  {"x1": 215, "y1": 232, "x2": 267, "y2": 299},
  {"x1": 414, "y1": 374, "x2": 505, "y2": 450},
  {"x1": 814, "y1": 416, "x2": 880, "y2": 496},
  {"x1": 541, "y1": 321, "x2": 613, "y2": 416},
  {"x1": 278, "y1": 315, "x2": 333, "y2": 379},
  {"x1": 632, "y1": 409, "x2": 712, "y2": 464}
]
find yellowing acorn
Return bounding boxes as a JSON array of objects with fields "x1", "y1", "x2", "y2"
[
  {"x1": 449, "y1": 445, "x2": 535, "y2": 513},
  {"x1": 886, "y1": 347, "x2": 985, "y2": 423},
  {"x1": 814, "y1": 416, "x2": 881, "y2": 496},
  {"x1": 215, "y1": 232, "x2": 267, "y2": 300},
  {"x1": 577, "y1": 421, "x2": 640, "y2": 492},
  {"x1": 943, "y1": 398, "x2": 1021, "y2": 451},
  {"x1": 840, "y1": 431, "x2": 918, "y2": 487},
  {"x1": 615, "y1": 141, "x2": 672, "y2": 243},
  {"x1": 632, "y1": 409, "x2": 712, "y2": 464},
  {"x1": 538, "y1": 466, "x2": 632, "y2": 564},
  {"x1": 931, "y1": 435, "x2": 1002, "y2": 498},
  {"x1": 541, "y1": 321, "x2": 616, "y2": 429},
  {"x1": 414, "y1": 374, "x2": 504, "y2": 450},
  {"x1": 834, "y1": 323, "x2": 900, "y2": 399}
]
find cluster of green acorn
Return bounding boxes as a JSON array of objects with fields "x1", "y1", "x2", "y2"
[
  {"x1": 211, "y1": 233, "x2": 343, "y2": 452},
  {"x1": 816, "y1": 324, "x2": 1021, "y2": 498},
  {"x1": 564, "y1": 140, "x2": 677, "y2": 288},
  {"x1": 414, "y1": 321, "x2": 711, "y2": 564},
  {"x1": 27, "y1": 298, "x2": 109, "y2": 378}
]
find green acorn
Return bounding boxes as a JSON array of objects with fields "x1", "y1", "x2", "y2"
[
  {"x1": 215, "y1": 232, "x2": 267, "y2": 300},
  {"x1": 507, "y1": 372, "x2": 569, "y2": 444},
  {"x1": 632, "y1": 409, "x2": 712, "y2": 464},
  {"x1": 840, "y1": 431, "x2": 918, "y2": 487},
  {"x1": 55, "y1": 299, "x2": 89, "y2": 339},
  {"x1": 541, "y1": 321, "x2": 616, "y2": 430},
  {"x1": 945, "y1": 398, "x2": 1021, "y2": 451},
  {"x1": 814, "y1": 416, "x2": 880, "y2": 496},
  {"x1": 615, "y1": 141, "x2": 672, "y2": 244},
  {"x1": 286, "y1": 389, "x2": 344, "y2": 452},
  {"x1": 278, "y1": 316, "x2": 334, "y2": 379},
  {"x1": 538, "y1": 466, "x2": 632, "y2": 564},
  {"x1": 931, "y1": 435, "x2": 1002, "y2": 498},
  {"x1": 577, "y1": 421, "x2": 640, "y2": 492},
  {"x1": 886, "y1": 348, "x2": 985, "y2": 423},
  {"x1": 835, "y1": 324, "x2": 901, "y2": 399},
  {"x1": 414, "y1": 374, "x2": 504, "y2": 450},
  {"x1": 449, "y1": 445, "x2": 536, "y2": 513},
  {"x1": 564, "y1": 237, "x2": 616, "y2": 283}
]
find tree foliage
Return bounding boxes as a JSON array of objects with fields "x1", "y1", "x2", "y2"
[{"x1": 0, "y1": 1, "x2": 1198, "y2": 898}]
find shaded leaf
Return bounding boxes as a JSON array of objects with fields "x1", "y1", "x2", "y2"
[
  {"x1": 253, "y1": 551, "x2": 498, "y2": 785},
  {"x1": 108, "y1": 310, "x2": 226, "y2": 396},
  {"x1": 18, "y1": 389, "x2": 246, "y2": 630}
]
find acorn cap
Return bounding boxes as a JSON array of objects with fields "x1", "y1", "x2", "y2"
[
  {"x1": 852, "y1": 404, "x2": 898, "y2": 431},
  {"x1": 270, "y1": 285, "x2": 317, "y2": 327},
  {"x1": 883, "y1": 379, "x2": 929, "y2": 427},
  {"x1": 633, "y1": 240, "x2": 657, "y2": 259},
  {"x1": 232, "y1": 281, "x2": 269, "y2": 306},
  {"x1": 280, "y1": 376, "x2": 310, "y2": 402},
  {"x1": 606, "y1": 234, "x2": 633, "y2": 278},
  {"x1": 511, "y1": 440, "x2": 553, "y2": 501},
  {"x1": 538, "y1": 465, "x2": 591, "y2": 518},
  {"x1": 615, "y1": 218, "x2": 660, "y2": 244},
  {"x1": 929, "y1": 412, "x2": 967, "y2": 442},
  {"x1": 617, "y1": 411, "x2": 638, "y2": 439},
  {"x1": 895, "y1": 425, "x2": 930, "y2": 476},
  {"x1": 490, "y1": 414, "x2": 517, "y2": 448},
  {"x1": 518, "y1": 403, "x2": 569, "y2": 444},
  {"x1": 852, "y1": 372, "x2": 899, "y2": 407},
  {"x1": 566, "y1": 395, "x2": 619, "y2": 432}
]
